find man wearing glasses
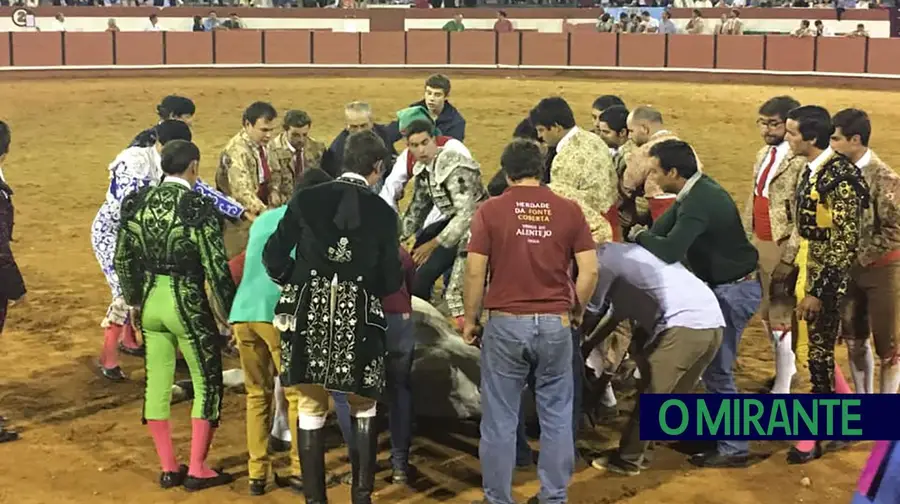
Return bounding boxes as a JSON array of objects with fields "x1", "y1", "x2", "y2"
[{"x1": 740, "y1": 96, "x2": 807, "y2": 395}]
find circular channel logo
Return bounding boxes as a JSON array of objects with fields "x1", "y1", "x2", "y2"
[{"x1": 12, "y1": 9, "x2": 34, "y2": 28}]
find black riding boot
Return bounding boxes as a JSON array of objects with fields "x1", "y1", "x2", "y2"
[
  {"x1": 299, "y1": 427, "x2": 328, "y2": 504},
  {"x1": 350, "y1": 416, "x2": 378, "y2": 504}
]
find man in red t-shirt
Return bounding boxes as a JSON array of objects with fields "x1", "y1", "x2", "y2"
[{"x1": 462, "y1": 139, "x2": 598, "y2": 504}]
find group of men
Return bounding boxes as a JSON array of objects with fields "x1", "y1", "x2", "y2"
[
  {"x1": 456, "y1": 91, "x2": 899, "y2": 504},
  {"x1": 0, "y1": 71, "x2": 890, "y2": 504}
]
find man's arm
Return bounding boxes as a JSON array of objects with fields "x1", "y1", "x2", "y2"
[
  {"x1": 463, "y1": 251, "x2": 488, "y2": 328},
  {"x1": 263, "y1": 198, "x2": 302, "y2": 285},
  {"x1": 196, "y1": 208, "x2": 237, "y2": 316},
  {"x1": 378, "y1": 152, "x2": 410, "y2": 212},
  {"x1": 114, "y1": 204, "x2": 145, "y2": 308},
  {"x1": 435, "y1": 166, "x2": 482, "y2": 248},
  {"x1": 621, "y1": 149, "x2": 650, "y2": 200},
  {"x1": 400, "y1": 174, "x2": 434, "y2": 242},
  {"x1": 635, "y1": 205, "x2": 708, "y2": 264},
  {"x1": 266, "y1": 146, "x2": 291, "y2": 208},
  {"x1": 573, "y1": 249, "x2": 600, "y2": 314},
  {"x1": 223, "y1": 148, "x2": 267, "y2": 216},
  {"x1": 373, "y1": 213, "x2": 403, "y2": 298},
  {"x1": 808, "y1": 178, "x2": 866, "y2": 306},
  {"x1": 0, "y1": 199, "x2": 24, "y2": 302}
]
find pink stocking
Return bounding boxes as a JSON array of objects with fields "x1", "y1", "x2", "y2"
[
  {"x1": 147, "y1": 420, "x2": 179, "y2": 473},
  {"x1": 120, "y1": 323, "x2": 140, "y2": 350},
  {"x1": 794, "y1": 363, "x2": 852, "y2": 453},
  {"x1": 188, "y1": 419, "x2": 218, "y2": 478},
  {"x1": 100, "y1": 325, "x2": 121, "y2": 369}
]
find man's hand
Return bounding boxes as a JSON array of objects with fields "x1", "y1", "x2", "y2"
[
  {"x1": 462, "y1": 319, "x2": 480, "y2": 346},
  {"x1": 772, "y1": 260, "x2": 794, "y2": 283},
  {"x1": 796, "y1": 295, "x2": 822, "y2": 322},
  {"x1": 412, "y1": 238, "x2": 439, "y2": 266},
  {"x1": 627, "y1": 224, "x2": 648, "y2": 243},
  {"x1": 128, "y1": 307, "x2": 142, "y2": 330},
  {"x1": 9, "y1": 294, "x2": 26, "y2": 307},
  {"x1": 571, "y1": 304, "x2": 585, "y2": 329}
]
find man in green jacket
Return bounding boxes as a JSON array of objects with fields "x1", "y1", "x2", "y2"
[
  {"x1": 442, "y1": 14, "x2": 465, "y2": 31},
  {"x1": 629, "y1": 139, "x2": 761, "y2": 469},
  {"x1": 228, "y1": 168, "x2": 334, "y2": 496},
  {"x1": 115, "y1": 139, "x2": 236, "y2": 491}
]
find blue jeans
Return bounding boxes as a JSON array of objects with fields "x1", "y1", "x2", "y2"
[
  {"x1": 702, "y1": 278, "x2": 762, "y2": 457},
  {"x1": 480, "y1": 313, "x2": 574, "y2": 504},
  {"x1": 333, "y1": 313, "x2": 416, "y2": 469},
  {"x1": 515, "y1": 327, "x2": 583, "y2": 465}
]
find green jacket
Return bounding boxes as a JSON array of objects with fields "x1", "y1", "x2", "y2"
[
  {"x1": 637, "y1": 173, "x2": 759, "y2": 286},
  {"x1": 115, "y1": 179, "x2": 236, "y2": 322},
  {"x1": 442, "y1": 20, "x2": 465, "y2": 32},
  {"x1": 228, "y1": 205, "x2": 288, "y2": 323}
]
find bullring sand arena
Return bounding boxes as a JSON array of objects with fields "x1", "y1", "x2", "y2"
[{"x1": 1, "y1": 75, "x2": 897, "y2": 503}]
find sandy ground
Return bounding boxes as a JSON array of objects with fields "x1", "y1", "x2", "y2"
[{"x1": 1, "y1": 76, "x2": 897, "y2": 504}]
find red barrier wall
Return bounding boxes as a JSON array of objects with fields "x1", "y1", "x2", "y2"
[{"x1": 0, "y1": 31, "x2": 894, "y2": 82}]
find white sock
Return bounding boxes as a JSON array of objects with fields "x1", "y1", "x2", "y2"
[
  {"x1": 880, "y1": 361, "x2": 900, "y2": 394},
  {"x1": 298, "y1": 414, "x2": 327, "y2": 431},
  {"x1": 633, "y1": 367, "x2": 641, "y2": 381},
  {"x1": 270, "y1": 376, "x2": 292, "y2": 441},
  {"x1": 771, "y1": 330, "x2": 797, "y2": 394},
  {"x1": 846, "y1": 339, "x2": 875, "y2": 394},
  {"x1": 352, "y1": 403, "x2": 378, "y2": 418},
  {"x1": 600, "y1": 381, "x2": 617, "y2": 408},
  {"x1": 586, "y1": 347, "x2": 605, "y2": 378}
]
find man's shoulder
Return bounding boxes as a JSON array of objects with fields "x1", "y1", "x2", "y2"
[
  {"x1": 177, "y1": 189, "x2": 219, "y2": 228},
  {"x1": 120, "y1": 185, "x2": 155, "y2": 220}
]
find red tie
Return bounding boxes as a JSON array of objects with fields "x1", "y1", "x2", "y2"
[
  {"x1": 755, "y1": 148, "x2": 777, "y2": 197},
  {"x1": 294, "y1": 148, "x2": 305, "y2": 176},
  {"x1": 258, "y1": 147, "x2": 271, "y2": 181},
  {"x1": 257, "y1": 147, "x2": 271, "y2": 203}
]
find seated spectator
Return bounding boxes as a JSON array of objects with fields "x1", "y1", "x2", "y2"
[
  {"x1": 792, "y1": 20, "x2": 815, "y2": 37},
  {"x1": 814, "y1": 20, "x2": 834, "y2": 36},
  {"x1": 203, "y1": 12, "x2": 221, "y2": 31},
  {"x1": 222, "y1": 13, "x2": 244, "y2": 30},
  {"x1": 192, "y1": 16, "x2": 204, "y2": 32},
  {"x1": 847, "y1": 23, "x2": 870, "y2": 37},
  {"x1": 494, "y1": 10, "x2": 513, "y2": 32}
]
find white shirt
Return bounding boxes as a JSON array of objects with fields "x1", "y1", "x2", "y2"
[
  {"x1": 145, "y1": 22, "x2": 162, "y2": 32},
  {"x1": 162, "y1": 176, "x2": 192, "y2": 189},
  {"x1": 807, "y1": 146, "x2": 834, "y2": 181},
  {"x1": 643, "y1": 17, "x2": 660, "y2": 32},
  {"x1": 556, "y1": 125, "x2": 581, "y2": 154},
  {"x1": 755, "y1": 141, "x2": 791, "y2": 198},
  {"x1": 588, "y1": 243, "x2": 725, "y2": 339},
  {"x1": 856, "y1": 149, "x2": 872, "y2": 169},
  {"x1": 379, "y1": 139, "x2": 470, "y2": 227}
]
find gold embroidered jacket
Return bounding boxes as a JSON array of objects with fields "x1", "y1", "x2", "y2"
[
  {"x1": 613, "y1": 139, "x2": 635, "y2": 179},
  {"x1": 549, "y1": 128, "x2": 618, "y2": 244},
  {"x1": 856, "y1": 150, "x2": 900, "y2": 267},
  {"x1": 740, "y1": 144, "x2": 806, "y2": 244},
  {"x1": 215, "y1": 130, "x2": 270, "y2": 217},
  {"x1": 622, "y1": 130, "x2": 704, "y2": 201},
  {"x1": 794, "y1": 152, "x2": 870, "y2": 305},
  {"x1": 267, "y1": 131, "x2": 327, "y2": 207}
]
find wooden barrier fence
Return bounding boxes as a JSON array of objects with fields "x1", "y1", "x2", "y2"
[{"x1": 2, "y1": 30, "x2": 898, "y2": 77}]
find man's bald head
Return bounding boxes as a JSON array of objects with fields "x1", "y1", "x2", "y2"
[{"x1": 627, "y1": 106, "x2": 664, "y2": 146}]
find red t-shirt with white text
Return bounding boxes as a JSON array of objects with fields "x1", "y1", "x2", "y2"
[{"x1": 467, "y1": 185, "x2": 595, "y2": 314}]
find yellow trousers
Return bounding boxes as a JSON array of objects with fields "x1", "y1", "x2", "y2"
[{"x1": 233, "y1": 322, "x2": 301, "y2": 480}]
